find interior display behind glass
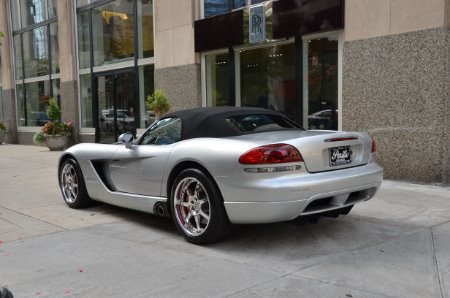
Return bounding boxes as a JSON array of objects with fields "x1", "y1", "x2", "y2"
[
  {"x1": 92, "y1": 0, "x2": 135, "y2": 66},
  {"x1": 206, "y1": 53, "x2": 230, "y2": 106}
]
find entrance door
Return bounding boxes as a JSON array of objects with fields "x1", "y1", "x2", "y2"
[{"x1": 95, "y1": 70, "x2": 136, "y2": 143}]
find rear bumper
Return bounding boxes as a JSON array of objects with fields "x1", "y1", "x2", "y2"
[{"x1": 222, "y1": 162, "x2": 383, "y2": 224}]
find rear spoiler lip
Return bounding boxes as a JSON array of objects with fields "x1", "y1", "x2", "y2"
[{"x1": 324, "y1": 137, "x2": 359, "y2": 142}]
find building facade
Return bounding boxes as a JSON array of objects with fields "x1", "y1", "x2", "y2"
[{"x1": 0, "y1": 0, "x2": 449, "y2": 185}]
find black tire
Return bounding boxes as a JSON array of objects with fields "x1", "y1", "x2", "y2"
[
  {"x1": 58, "y1": 158, "x2": 92, "y2": 208},
  {"x1": 170, "y1": 168, "x2": 231, "y2": 244},
  {"x1": 0, "y1": 287, "x2": 14, "y2": 298}
]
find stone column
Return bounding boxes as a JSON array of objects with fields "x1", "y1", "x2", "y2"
[
  {"x1": 154, "y1": 0, "x2": 201, "y2": 111},
  {"x1": 56, "y1": 0, "x2": 79, "y2": 143},
  {"x1": 0, "y1": 0, "x2": 17, "y2": 143}
]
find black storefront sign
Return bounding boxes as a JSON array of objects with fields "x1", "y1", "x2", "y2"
[{"x1": 194, "y1": 0, "x2": 344, "y2": 52}]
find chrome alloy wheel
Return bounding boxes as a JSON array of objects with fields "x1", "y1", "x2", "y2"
[
  {"x1": 174, "y1": 177, "x2": 211, "y2": 237},
  {"x1": 61, "y1": 163, "x2": 79, "y2": 203}
]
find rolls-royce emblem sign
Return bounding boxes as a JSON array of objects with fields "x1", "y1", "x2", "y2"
[{"x1": 249, "y1": 4, "x2": 265, "y2": 44}]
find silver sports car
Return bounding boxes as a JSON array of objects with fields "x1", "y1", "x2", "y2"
[{"x1": 58, "y1": 107, "x2": 383, "y2": 244}]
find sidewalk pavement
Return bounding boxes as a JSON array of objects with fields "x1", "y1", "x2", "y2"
[{"x1": 0, "y1": 144, "x2": 449, "y2": 297}]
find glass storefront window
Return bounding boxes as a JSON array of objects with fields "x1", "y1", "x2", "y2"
[
  {"x1": 233, "y1": 0, "x2": 247, "y2": 9},
  {"x1": 24, "y1": 80, "x2": 52, "y2": 126},
  {"x1": 204, "y1": 0, "x2": 229, "y2": 18},
  {"x1": 52, "y1": 79, "x2": 60, "y2": 102},
  {"x1": 240, "y1": 43, "x2": 296, "y2": 121},
  {"x1": 48, "y1": 0, "x2": 56, "y2": 18},
  {"x1": 50, "y1": 22, "x2": 59, "y2": 74},
  {"x1": 77, "y1": 0, "x2": 102, "y2": 7},
  {"x1": 10, "y1": 0, "x2": 20, "y2": 30},
  {"x1": 305, "y1": 37, "x2": 338, "y2": 130},
  {"x1": 137, "y1": 0, "x2": 154, "y2": 59},
  {"x1": 92, "y1": 0, "x2": 135, "y2": 66},
  {"x1": 206, "y1": 53, "x2": 230, "y2": 106},
  {"x1": 80, "y1": 74, "x2": 93, "y2": 128},
  {"x1": 17, "y1": 84, "x2": 25, "y2": 126},
  {"x1": 138, "y1": 64, "x2": 154, "y2": 128},
  {"x1": 14, "y1": 35, "x2": 23, "y2": 80},
  {"x1": 22, "y1": 26, "x2": 50, "y2": 78},
  {"x1": 77, "y1": 11, "x2": 91, "y2": 69},
  {"x1": 20, "y1": 0, "x2": 48, "y2": 27}
]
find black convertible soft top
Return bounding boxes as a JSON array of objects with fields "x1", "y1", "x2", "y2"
[{"x1": 162, "y1": 106, "x2": 299, "y2": 140}]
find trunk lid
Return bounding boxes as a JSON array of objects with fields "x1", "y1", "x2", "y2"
[
  {"x1": 287, "y1": 131, "x2": 372, "y2": 173},
  {"x1": 232, "y1": 130, "x2": 372, "y2": 173}
]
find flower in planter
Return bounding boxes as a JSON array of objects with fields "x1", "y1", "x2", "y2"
[
  {"x1": 33, "y1": 97, "x2": 73, "y2": 146},
  {"x1": 146, "y1": 89, "x2": 171, "y2": 120},
  {"x1": 0, "y1": 122, "x2": 6, "y2": 132}
]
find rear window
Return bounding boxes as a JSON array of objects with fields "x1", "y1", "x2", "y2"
[{"x1": 225, "y1": 114, "x2": 299, "y2": 133}]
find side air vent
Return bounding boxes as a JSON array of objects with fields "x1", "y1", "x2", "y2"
[{"x1": 91, "y1": 161, "x2": 115, "y2": 191}]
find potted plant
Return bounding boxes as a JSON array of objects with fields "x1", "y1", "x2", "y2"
[
  {"x1": 0, "y1": 122, "x2": 6, "y2": 144},
  {"x1": 146, "y1": 89, "x2": 171, "y2": 121},
  {"x1": 33, "y1": 97, "x2": 73, "y2": 151}
]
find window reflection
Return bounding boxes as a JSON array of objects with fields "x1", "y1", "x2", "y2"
[
  {"x1": 240, "y1": 44, "x2": 296, "y2": 121},
  {"x1": 92, "y1": 0, "x2": 135, "y2": 66},
  {"x1": 20, "y1": 0, "x2": 47, "y2": 27},
  {"x1": 80, "y1": 74, "x2": 93, "y2": 128},
  {"x1": 14, "y1": 35, "x2": 23, "y2": 80},
  {"x1": 22, "y1": 26, "x2": 50, "y2": 78},
  {"x1": 50, "y1": 22, "x2": 59, "y2": 73},
  {"x1": 204, "y1": 0, "x2": 229, "y2": 18},
  {"x1": 137, "y1": 0, "x2": 154, "y2": 58},
  {"x1": 77, "y1": 0, "x2": 102, "y2": 8},
  {"x1": 138, "y1": 65, "x2": 155, "y2": 128},
  {"x1": 25, "y1": 80, "x2": 52, "y2": 127},
  {"x1": 77, "y1": 12, "x2": 91, "y2": 69},
  {"x1": 306, "y1": 37, "x2": 338, "y2": 130}
]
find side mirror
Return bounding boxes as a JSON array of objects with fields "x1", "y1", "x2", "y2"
[{"x1": 118, "y1": 133, "x2": 134, "y2": 149}]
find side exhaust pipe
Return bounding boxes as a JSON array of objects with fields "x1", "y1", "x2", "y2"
[{"x1": 153, "y1": 202, "x2": 171, "y2": 218}]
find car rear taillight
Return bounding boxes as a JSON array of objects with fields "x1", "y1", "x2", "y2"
[
  {"x1": 371, "y1": 137, "x2": 377, "y2": 153},
  {"x1": 239, "y1": 144, "x2": 303, "y2": 164}
]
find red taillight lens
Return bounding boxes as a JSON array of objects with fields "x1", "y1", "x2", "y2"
[
  {"x1": 239, "y1": 144, "x2": 303, "y2": 165},
  {"x1": 371, "y1": 137, "x2": 377, "y2": 153}
]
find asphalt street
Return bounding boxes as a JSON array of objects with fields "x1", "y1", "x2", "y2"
[{"x1": 0, "y1": 144, "x2": 450, "y2": 297}]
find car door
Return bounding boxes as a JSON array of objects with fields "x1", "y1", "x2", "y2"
[{"x1": 109, "y1": 118, "x2": 182, "y2": 197}]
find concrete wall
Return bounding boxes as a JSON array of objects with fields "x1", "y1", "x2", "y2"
[
  {"x1": 345, "y1": 0, "x2": 449, "y2": 41},
  {"x1": 343, "y1": 0, "x2": 450, "y2": 185},
  {"x1": 154, "y1": 0, "x2": 200, "y2": 111},
  {"x1": 343, "y1": 28, "x2": 450, "y2": 185}
]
